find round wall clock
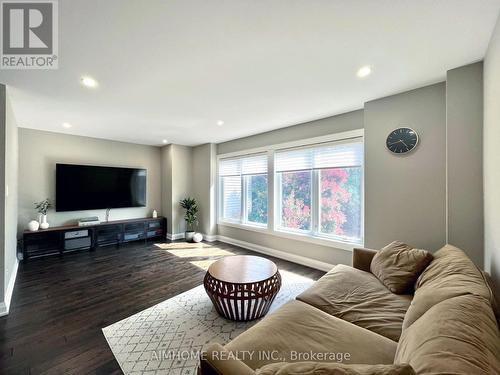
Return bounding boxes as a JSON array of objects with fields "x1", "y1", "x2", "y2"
[{"x1": 386, "y1": 127, "x2": 419, "y2": 154}]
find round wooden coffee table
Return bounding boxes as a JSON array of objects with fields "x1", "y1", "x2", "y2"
[{"x1": 204, "y1": 255, "x2": 281, "y2": 321}]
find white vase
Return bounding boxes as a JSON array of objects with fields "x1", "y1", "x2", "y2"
[
  {"x1": 192, "y1": 233, "x2": 203, "y2": 243},
  {"x1": 28, "y1": 220, "x2": 40, "y2": 232},
  {"x1": 40, "y1": 214, "x2": 50, "y2": 230}
]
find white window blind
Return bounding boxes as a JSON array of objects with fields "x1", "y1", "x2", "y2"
[
  {"x1": 275, "y1": 139, "x2": 363, "y2": 173},
  {"x1": 219, "y1": 154, "x2": 268, "y2": 176},
  {"x1": 219, "y1": 153, "x2": 268, "y2": 223},
  {"x1": 221, "y1": 176, "x2": 241, "y2": 220}
]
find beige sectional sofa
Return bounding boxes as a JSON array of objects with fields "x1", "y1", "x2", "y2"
[{"x1": 199, "y1": 245, "x2": 500, "y2": 374}]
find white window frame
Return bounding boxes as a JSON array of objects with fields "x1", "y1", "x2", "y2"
[{"x1": 216, "y1": 129, "x2": 364, "y2": 251}]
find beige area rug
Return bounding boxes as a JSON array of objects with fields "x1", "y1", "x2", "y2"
[{"x1": 102, "y1": 257, "x2": 314, "y2": 375}]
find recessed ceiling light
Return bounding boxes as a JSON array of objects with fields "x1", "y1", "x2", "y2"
[
  {"x1": 62, "y1": 122, "x2": 72, "y2": 129},
  {"x1": 217, "y1": 120, "x2": 224, "y2": 126},
  {"x1": 356, "y1": 65, "x2": 372, "y2": 78},
  {"x1": 162, "y1": 139, "x2": 168, "y2": 144},
  {"x1": 81, "y1": 76, "x2": 98, "y2": 88}
]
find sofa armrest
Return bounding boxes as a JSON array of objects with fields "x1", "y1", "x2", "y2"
[
  {"x1": 352, "y1": 247, "x2": 378, "y2": 273},
  {"x1": 199, "y1": 343, "x2": 256, "y2": 375}
]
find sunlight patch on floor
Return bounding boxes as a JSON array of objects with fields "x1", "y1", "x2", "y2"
[
  {"x1": 189, "y1": 259, "x2": 218, "y2": 271},
  {"x1": 279, "y1": 269, "x2": 314, "y2": 283},
  {"x1": 153, "y1": 242, "x2": 315, "y2": 282},
  {"x1": 154, "y1": 242, "x2": 235, "y2": 258},
  {"x1": 154, "y1": 242, "x2": 209, "y2": 250}
]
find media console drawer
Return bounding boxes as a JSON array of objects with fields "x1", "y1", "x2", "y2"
[
  {"x1": 123, "y1": 233, "x2": 144, "y2": 241},
  {"x1": 64, "y1": 236, "x2": 92, "y2": 251},
  {"x1": 64, "y1": 230, "x2": 89, "y2": 239}
]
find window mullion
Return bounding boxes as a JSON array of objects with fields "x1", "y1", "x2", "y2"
[
  {"x1": 312, "y1": 169, "x2": 319, "y2": 235},
  {"x1": 268, "y1": 150, "x2": 274, "y2": 231},
  {"x1": 241, "y1": 174, "x2": 246, "y2": 224},
  {"x1": 275, "y1": 172, "x2": 281, "y2": 230},
  {"x1": 219, "y1": 177, "x2": 223, "y2": 221}
]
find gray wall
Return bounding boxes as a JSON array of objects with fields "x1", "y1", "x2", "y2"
[
  {"x1": 217, "y1": 225, "x2": 352, "y2": 266},
  {"x1": 18, "y1": 129, "x2": 162, "y2": 231},
  {"x1": 364, "y1": 83, "x2": 447, "y2": 251},
  {"x1": 171, "y1": 145, "x2": 193, "y2": 234},
  {"x1": 161, "y1": 145, "x2": 173, "y2": 233},
  {"x1": 192, "y1": 144, "x2": 216, "y2": 236},
  {"x1": 0, "y1": 85, "x2": 18, "y2": 313},
  {"x1": 161, "y1": 143, "x2": 217, "y2": 237},
  {"x1": 217, "y1": 110, "x2": 364, "y2": 154},
  {"x1": 446, "y1": 62, "x2": 484, "y2": 266},
  {"x1": 5, "y1": 92, "x2": 18, "y2": 298},
  {"x1": 217, "y1": 110, "x2": 364, "y2": 266},
  {"x1": 0, "y1": 85, "x2": 5, "y2": 304},
  {"x1": 484, "y1": 14, "x2": 500, "y2": 290}
]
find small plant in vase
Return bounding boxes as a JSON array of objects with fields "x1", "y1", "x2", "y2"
[
  {"x1": 179, "y1": 197, "x2": 198, "y2": 242},
  {"x1": 35, "y1": 198, "x2": 52, "y2": 230}
]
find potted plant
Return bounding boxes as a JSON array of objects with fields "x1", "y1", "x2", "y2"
[
  {"x1": 179, "y1": 197, "x2": 198, "y2": 242},
  {"x1": 35, "y1": 198, "x2": 52, "y2": 230}
]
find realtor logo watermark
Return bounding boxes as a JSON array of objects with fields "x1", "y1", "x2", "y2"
[{"x1": 1, "y1": 0, "x2": 58, "y2": 69}]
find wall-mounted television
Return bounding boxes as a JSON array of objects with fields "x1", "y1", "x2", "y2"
[{"x1": 56, "y1": 164, "x2": 147, "y2": 212}]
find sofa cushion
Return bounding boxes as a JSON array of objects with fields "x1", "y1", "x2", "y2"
[
  {"x1": 395, "y1": 294, "x2": 500, "y2": 375},
  {"x1": 402, "y1": 244, "x2": 493, "y2": 329},
  {"x1": 370, "y1": 241, "x2": 433, "y2": 294},
  {"x1": 297, "y1": 264, "x2": 412, "y2": 341},
  {"x1": 201, "y1": 342, "x2": 256, "y2": 375},
  {"x1": 226, "y1": 300, "x2": 398, "y2": 370},
  {"x1": 257, "y1": 362, "x2": 416, "y2": 375}
]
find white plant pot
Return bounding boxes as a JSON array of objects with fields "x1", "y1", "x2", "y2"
[
  {"x1": 28, "y1": 220, "x2": 40, "y2": 232},
  {"x1": 40, "y1": 214, "x2": 50, "y2": 230},
  {"x1": 185, "y1": 231, "x2": 195, "y2": 242}
]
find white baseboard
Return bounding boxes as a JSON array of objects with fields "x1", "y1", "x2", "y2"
[
  {"x1": 202, "y1": 233, "x2": 217, "y2": 242},
  {"x1": 167, "y1": 232, "x2": 185, "y2": 240},
  {"x1": 167, "y1": 232, "x2": 217, "y2": 242},
  {"x1": 166, "y1": 233, "x2": 333, "y2": 272},
  {"x1": 0, "y1": 303, "x2": 6, "y2": 316},
  {"x1": 0, "y1": 259, "x2": 19, "y2": 317},
  {"x1": 216, "y1": 235, "x2": 334, "y2": 272}
]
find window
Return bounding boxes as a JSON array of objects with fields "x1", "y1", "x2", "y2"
[
  {"x1": 219, "y1": 154, "x2": 268, "y2": 226},
  {"x1": 275, "y1": 139, "x2": 363, "y2": 243}
]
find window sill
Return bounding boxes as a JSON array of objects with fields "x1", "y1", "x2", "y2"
[
  {"x1": 217, "y1": 222, "x2": 362, "y2": 251},
  {"x1": 217, "y1": 221, "x2": 269, "y2": 234},
  {"x1": 273, "y1": 229, "x2": 362, "y2": 251}
]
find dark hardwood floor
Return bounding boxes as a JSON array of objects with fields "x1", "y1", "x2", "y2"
[{"x1": 0, "y1": 240, "x2": 324, "y2": 375}]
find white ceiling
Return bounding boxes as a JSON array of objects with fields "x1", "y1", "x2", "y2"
[{"x1": 1, "y1": 0, "x2": 499, "y2": 146}]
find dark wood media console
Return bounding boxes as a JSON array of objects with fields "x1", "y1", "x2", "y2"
[{"x1": 22, "y1": 217, "x2": 166, "y2": 261}]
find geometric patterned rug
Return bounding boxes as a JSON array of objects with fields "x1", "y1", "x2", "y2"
[{"x1": 102, "y1": 270, "x2": 314, "y2": 375}]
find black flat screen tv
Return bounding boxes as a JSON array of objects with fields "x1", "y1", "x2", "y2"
[{"x1": 56, "y1": 164, "x2": 147, "y2": 212}]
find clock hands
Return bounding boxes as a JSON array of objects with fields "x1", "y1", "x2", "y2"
[{"x1": 388, "y1": 139, "x2": 409, "y2": 147}]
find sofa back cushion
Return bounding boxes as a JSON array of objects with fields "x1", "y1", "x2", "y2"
[
  {"x1": 370, "y1": 241, "x2": 433, "y2": 294},
  {"x1": 402, "y1": 244, "x2": 492, "y2": 329},
  {"x1": 395, "y1": 294, "x2": 500, "y2": 374}
]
